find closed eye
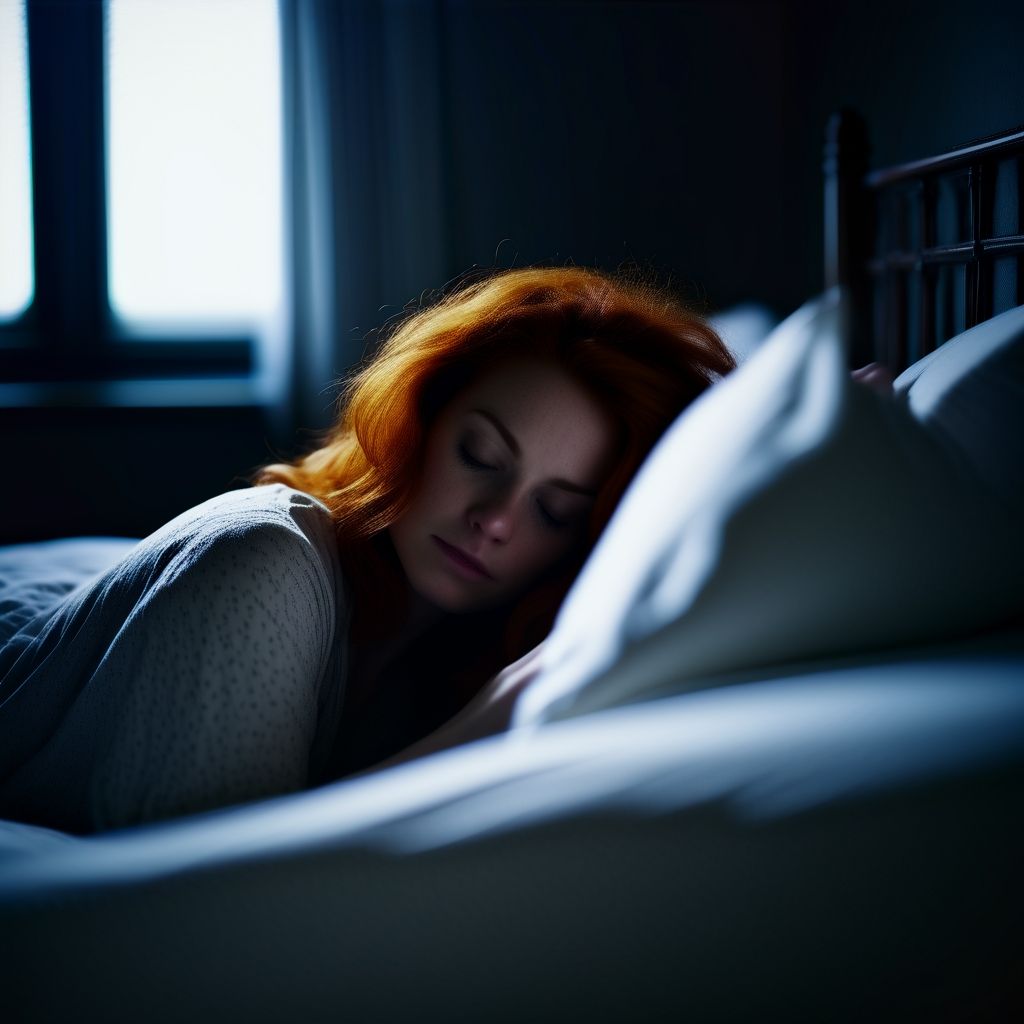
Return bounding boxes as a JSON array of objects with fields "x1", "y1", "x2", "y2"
[
  {"x1": 536, "y1": 499, "x2": 570, "y2": 530},
  {"x1": 456, "y1": 442, "x2": 497, "y2": 472}
]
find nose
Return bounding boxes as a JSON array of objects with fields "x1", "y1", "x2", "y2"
[{"x1": 468, "y1": 493, "x2": 515, "y2": 544}]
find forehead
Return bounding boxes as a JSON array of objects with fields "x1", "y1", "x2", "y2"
[{"x1": 447, "y1": 355, "x2": 619, "y2": 483}]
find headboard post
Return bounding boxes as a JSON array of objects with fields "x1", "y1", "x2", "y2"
[{"x1": 823, "y1": 110, "x2": 871, "y2": 365}]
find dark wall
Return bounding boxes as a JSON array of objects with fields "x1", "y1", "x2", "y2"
[
  {"x1": 3, "y1": 0, "x2": 1023, "y2": 543},
  {"x1": 435, "y1": 0, "x2": 1024, "y2": 316},
  {"x1": 1, "y1": 405, "x2": 277, "y2": 543},
  {"x1": 782, "y1": 0, "x2": 1024, "y2": 305},
  {"x1": 440, "y1": 0, "x2": 790, "y2": 312}
]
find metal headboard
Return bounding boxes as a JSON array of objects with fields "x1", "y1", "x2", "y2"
[{"x1": 824, "y1": 110, "x2": 1024, "y2": 371}]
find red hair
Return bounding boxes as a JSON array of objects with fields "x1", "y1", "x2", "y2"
[{"x1": 258, "y1": 266, "x2": 734, "y2": 690}]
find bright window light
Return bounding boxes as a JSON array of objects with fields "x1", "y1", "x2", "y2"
[
  {"x1": 0, "y1": 0, "x2": 35, "y2": 321},
  {"x1": 106, "y1": 0, "x2": 283, "y2": 329}
]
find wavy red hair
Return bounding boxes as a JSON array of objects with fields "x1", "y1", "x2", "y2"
[{"x1": 258, "y1": 266, "x2": 734, "y2": 687}]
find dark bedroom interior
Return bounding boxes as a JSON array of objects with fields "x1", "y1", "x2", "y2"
[
  {"x1": 2, "y1": 0, "x2": 1022, "y2": 543},
  {"x1": 1, "y1": 3, "x2": 1023, "y2": 1021}
]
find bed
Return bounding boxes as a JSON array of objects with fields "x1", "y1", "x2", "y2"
[{"x1": 1, "y1": 114, "x2": 1022, "y2": 1023}]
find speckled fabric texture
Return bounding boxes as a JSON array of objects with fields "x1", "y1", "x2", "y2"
[{"x1": 0, "y1": 485, "x2": 348, "y2": 833}]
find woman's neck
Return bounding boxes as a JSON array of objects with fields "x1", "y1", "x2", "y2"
[
  {"x1": 347, "y1": 587, "x2": 444, "y2": 700},
  {"x1": 391, "y1": 590, "x2": 445, "y2": 653}
]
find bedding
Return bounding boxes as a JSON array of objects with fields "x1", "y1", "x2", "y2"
[
  {"x1": 0, "y1": 537, "x2": 137, "y2": 644},
  {"x1": 707, "y1": 301, "x2": 778, "y2": 364},
  {"x1": 1, "y1": 646, "x2": 1022, "y2": 1022},
  {"x1": 892, "y1": 302, "x2": 1024, "y2": 500},
  {"x1": 517, "y1": 290, "x2": 1024, "y2": 725}
]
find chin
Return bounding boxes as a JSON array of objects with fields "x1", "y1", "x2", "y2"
[
  {"x1": 425, "y1": 587, "x2": 499, "y2": 615},
  {"x1": 410, "y1": 573, "x2": 507, "y2": 615}
]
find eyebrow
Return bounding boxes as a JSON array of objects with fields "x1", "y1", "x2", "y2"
[{"x1": 470, "y1": 408, "x2": 598, "y2": 497}]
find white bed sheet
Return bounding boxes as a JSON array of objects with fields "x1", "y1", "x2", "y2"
[
  {"x1": 1, "y1": 644, "x2": 1022, "y2": 1023},
  {"x1": 2, "y1": 643, "x2": 1022, "y2": 887}
]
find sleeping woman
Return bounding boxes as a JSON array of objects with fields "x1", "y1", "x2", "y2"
[{"x1": 0, "y1": 266, "x2": 734, "y2": 832}]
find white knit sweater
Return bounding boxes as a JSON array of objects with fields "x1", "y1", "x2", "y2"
[{"x1": 0, "y1": 485, "x2": 349, "y2": 832}]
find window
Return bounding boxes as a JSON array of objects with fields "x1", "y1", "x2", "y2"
[
  {"x1": 107, "y1": 0, "x2": 283, "y2": 329},
  {"x1": 1, "y1": 0, "x2": 285, "y2": 402},
  {"x1": 0, "y1": 0, "x2": 34, "y2": 323}
]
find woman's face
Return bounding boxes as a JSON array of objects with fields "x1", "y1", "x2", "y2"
[{"x1": 389, "y1": 355, "x2": 619, "y2": 613}]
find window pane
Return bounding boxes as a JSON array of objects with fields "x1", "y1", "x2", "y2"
[
  {"x1": 0, "y1": 0, "x2": 35, "y2": 321},
  {"x1": 106, "y1": 0, "x2": 283, "y2": 327}
]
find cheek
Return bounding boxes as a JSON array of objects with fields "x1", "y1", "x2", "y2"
[
  {"x1": 407, "y1": 435, "x2": 481, "y2": 536},
  {"x1": 505, "y1": 530, "x2": 577, "y2": 587},
  {"x1": 416, "y1": 439, "x2": 463, "y2": 512}
]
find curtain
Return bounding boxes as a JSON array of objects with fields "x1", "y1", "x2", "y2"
[{"x1": 279, "y1": 0, "x2": 452, "y2": 435}]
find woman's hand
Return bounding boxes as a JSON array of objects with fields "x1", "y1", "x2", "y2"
[
  {"x1": 460, "y1": 641, "x2": 546, "y2": 732},
  {"x1": 360, "y1": 642, "x2": 546, "y2": 776},
  {"x1": 850, "y1": 362, "x2": 894, "y2": 396}
]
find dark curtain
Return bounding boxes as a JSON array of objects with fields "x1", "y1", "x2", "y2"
[{"x1": 279, "y1": 0, "x2": 452, "y2": 435}]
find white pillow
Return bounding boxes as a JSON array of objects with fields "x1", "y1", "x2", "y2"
[
  {"x1": 516, "y1": 291, "x2": 1023, "y2": 726},
  {"x1": 708, "y1": 302, "x2": 779, "y2": 366},
  {"x1": 893, "y1": 304, "x2": 1024, "y2": 501}
]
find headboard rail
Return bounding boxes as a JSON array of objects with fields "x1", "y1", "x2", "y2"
[{"x1": 825, "y1": 112, "x2": 1024, "y2": 371}]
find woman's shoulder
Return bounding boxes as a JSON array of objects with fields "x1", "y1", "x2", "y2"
[
  {"x1": 130, "y1": 485, "x2": 343, "y2": 613},
  {"x1": 160, "y1": 482, "x2": 331, "y2": 531},
  {"x1": 146, "y1": 484, "x2": 336, "y2": 557}
]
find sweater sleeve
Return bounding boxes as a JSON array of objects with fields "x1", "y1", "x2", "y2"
[{"x1": 87, "y1": 511, "x2": 339, "y2": 830}]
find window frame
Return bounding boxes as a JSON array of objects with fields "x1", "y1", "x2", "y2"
[{"x1": 0, "y1": 0, "x2": 266, "y2": 397}]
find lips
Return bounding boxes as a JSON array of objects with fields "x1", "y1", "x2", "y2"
[{"x1": 431, "y1": 535, "x2": 494, "y2": 580}]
